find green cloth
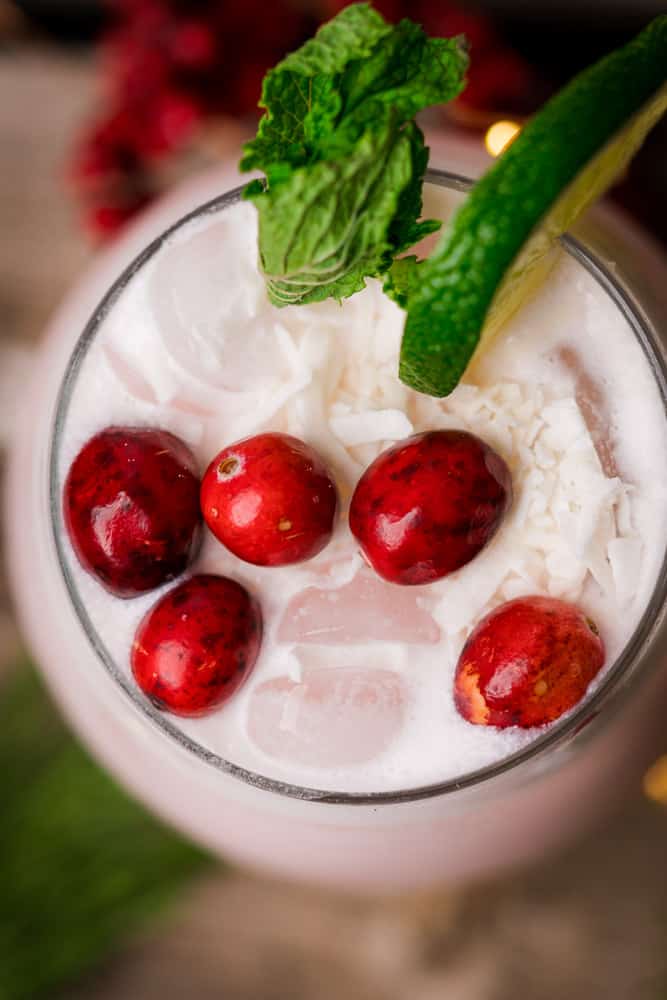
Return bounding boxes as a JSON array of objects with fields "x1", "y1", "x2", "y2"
[{"x1": 0, "y1": 660, "x2": 210, "y2": 1000}]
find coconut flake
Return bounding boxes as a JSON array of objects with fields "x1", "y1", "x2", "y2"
[{"x1": 330, "y1": 409, "x2": 413, "y2": 447}]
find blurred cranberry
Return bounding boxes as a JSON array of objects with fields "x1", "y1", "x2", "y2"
[
  {"x1": 141, "y1": 91, "x2": 201, "y2": 155},
  {"x1": 232, "y1": 61, "x2": 269, "y2": 115},
  {"x1": 169, "y1": 20, "x2": 217, "y2": 67},
  {"x1": 110, "y1": 45, "x2": 169, "y2": 100},
  {"x1": 111, "y1": 0, "x2": 169, "y2": 34},
  {"x1": 70, "y1": 139, "x2": 123, "y2": 185},
  {"x1": 321, "y1": 0, "x2": 404, "y2": 21},
  {"x1": 461, "y1": 50, "x2": 538, "y2": 115},
  {"x1": 85, "y1": 191, "x2": 153, "y2": 238},
  {"x1": 69, "y1": 0, "x2": 540, "y2": 243},
  {"x1": 420, "y1": 7, "x2": 495, "y2": 52},
  {"x1": 69, "y1": 108, "x2": 141, "y2": 189}
]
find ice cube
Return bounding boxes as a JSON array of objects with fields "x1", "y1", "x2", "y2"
[
  {"x1": 277, "y1": 568, "x2": 440, "y2": 645},
  {"x1": 558, "y1": 346, "x2": 619, "y2": 477},
  {"x1": 149, "y1": 212, "x2": 292, "y2": 392},
  {"x1": 246, "y1": 667, "x2": 406, "y2": 767}
]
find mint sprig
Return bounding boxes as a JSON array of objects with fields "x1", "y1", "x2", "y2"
[{"x1": 241, "y1": 3, "x2": 467, "y2": 307}]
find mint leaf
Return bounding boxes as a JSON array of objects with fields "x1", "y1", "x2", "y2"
[
  {"x1": 387, "y1": 126, "x2": 441, "y2": 254},
  {"x1": 336, "y1": 20, "x2": 470, "y2": 142},
  {"x1": 240, "y1": 5, "x2": 391, "y2": 172},
  {"x1": 241, "y1": 3, "x2": 467, "y2": 307},
  {"x1": 251, "y1": 121, "x2": 433, "y2": 306},
  {"x1": 383, "y1": 255, "x2": 422, "y2": 309}
]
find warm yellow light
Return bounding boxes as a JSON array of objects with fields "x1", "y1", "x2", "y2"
[
  {"x1": 485, "y1": 120, "x2": 521, "y2": 158},
  {"x1": 643, "y1": 754, "x2": 667, "y2": 804}
]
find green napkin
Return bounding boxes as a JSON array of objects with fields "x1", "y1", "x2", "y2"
[{"x1": 0, "y1": 659, "x2": 210, "y2": 1000}]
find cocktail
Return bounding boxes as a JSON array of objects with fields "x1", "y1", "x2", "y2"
[{"x1": 6, "y1": 7, "x2": 667, "y2": 889}]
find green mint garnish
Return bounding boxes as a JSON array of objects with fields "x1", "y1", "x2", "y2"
[
  {"x1": 383, "y1": 254, "x2": 422, "y2": 309},
  {"x1": 240, "y1": 3, "x2": 467, "y2": 307}
]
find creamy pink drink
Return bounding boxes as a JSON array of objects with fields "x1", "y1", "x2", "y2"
[{"x1": 7, "y1": 170, "x2": 667, "y2": 890}]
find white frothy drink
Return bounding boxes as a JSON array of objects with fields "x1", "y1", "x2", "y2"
[{"x1": 58, "y1": 181, "x2": 667, "y2": 795}]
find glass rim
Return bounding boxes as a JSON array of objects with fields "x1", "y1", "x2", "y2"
[{"x1": 49, "y1": 167, "x2": 667, "y2": 806}]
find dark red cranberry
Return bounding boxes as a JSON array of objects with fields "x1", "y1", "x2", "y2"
[
  {"x1": 454, "y1": 596, "x2": 605, "y2": 728},
  {"x1": 201, "y1": 433, "x2": 338, "y2": 567},
  {"x1": 131, "y1": 574, "x2": 262, "y2": 717},
  {"x1": 64, "y1": 427, "x2": 201, "y2": 597},
  {"x1": 349, "y1": 430, "x2": 511, "y2": 586}
]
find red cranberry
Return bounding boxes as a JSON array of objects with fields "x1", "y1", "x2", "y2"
[
  {"x1": 454, "y1": 596, "x2": 605, "y2": 728},
  {"x1": 349, "y1": 430, "x2": 511, "y2": 586},
  {"x1": 132, "y1": 574, "x2": 262, "y2": 717},
  {"x1": 201, "y1": 433, "x2": 338, "y2": 567},
  {"x1": 64, "y1": 427, "x2": 201, "y2": 597}
]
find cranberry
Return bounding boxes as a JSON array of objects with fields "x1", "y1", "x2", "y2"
[
  {"x1": 132, "y1": 574, "x2": 262, "y2": 717},
  {"x1": 349, "y1": 430, "x2": 511, "y2": 586},
  {"x1": 201, "y1": 433, "x2": 338, "y2": 567},
  {"x1": 454, "y1": 596, "x2": 605, "y2": 728},
  {"x1": 64, "y1": 427, "x2": 201, "y2": 597}
]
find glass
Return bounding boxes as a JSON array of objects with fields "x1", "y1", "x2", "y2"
[{"x1": 8, "y1": 169, "x2": 667, "y2": 889}]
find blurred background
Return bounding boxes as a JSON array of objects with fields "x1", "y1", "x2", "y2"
[{"x1": 2, "y1": 1, "x2": 667, "y2": 998}]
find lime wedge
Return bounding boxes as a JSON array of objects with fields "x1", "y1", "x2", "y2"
[{"x1": 400, "y1": 15, "x2": 667, "y2": 397}]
